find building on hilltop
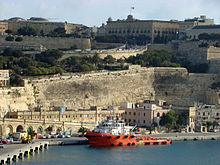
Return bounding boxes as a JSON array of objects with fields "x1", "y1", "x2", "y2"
[
  {"x1": 179, "y1": 15, "x2": 214, "y2": 39},
  {"x1": 3, "y1": 17, "x2": 89, "y2": 36},
  {"x1": 0, "y1": 70, "x2": 10, "y2": 87},
  {"x1": 97, "y1": 15, "x2": 180, "y2": 43},
  {"x1": 186, "y1": 25, "x2": 220, "y2": 40}
]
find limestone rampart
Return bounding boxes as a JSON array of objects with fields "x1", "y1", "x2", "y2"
[
  {"x1": 28, "y1": 67, "x2": 220, "y2": 110},
  {"x1": 0, "y1": 67, "x2": 219, "y2": 113},
  {"x1": 0, "y1": 36, "x2": 91, "y2": 50},
  {"x1": 60, "y1": 47, "x2": 147, "y2": 61}
]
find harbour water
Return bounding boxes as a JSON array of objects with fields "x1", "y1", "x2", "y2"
[{"x1": 14, "y1": 140, "x2": 220, "y2": 165}]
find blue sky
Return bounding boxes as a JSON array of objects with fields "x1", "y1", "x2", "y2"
[{"x1": 0, "y1": 0, "x2": 220, "y2": 27}]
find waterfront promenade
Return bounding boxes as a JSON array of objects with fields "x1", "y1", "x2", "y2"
[
  {"x1": 0, "y1": 141, "x2": 49, "y2": 164},
  {"x1": 150, "y1": 132, "x2": 220, "y2": 141}
]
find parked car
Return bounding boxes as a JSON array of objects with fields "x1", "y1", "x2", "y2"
[
  {"x1": 65, "y1": 135, "x2": 71, "y2": 138},
  {"x1": 57, "y1": 135, "x2": 65, "y2": 138},
  {"x1": 1, "y1": 140, "x2": 8, "y2": 144},
  {"x1": 6, "y1": 138, "x2": 13, "y2": 143}
]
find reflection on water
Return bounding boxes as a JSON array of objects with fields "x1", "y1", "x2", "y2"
[{"x1": 14, "y1": 140, "x2": 220, "y2": 165}]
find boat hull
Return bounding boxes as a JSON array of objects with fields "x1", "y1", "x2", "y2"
[{"x1": 85, "y1": 131, "x2": 172, "y2": 147}]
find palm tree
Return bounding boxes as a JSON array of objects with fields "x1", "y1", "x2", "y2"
[
  {"x1": 212, "y1": 121, "x2": 219, "y2": 130},
  {"x1": 206, "y1": 121, "x2": 212, "y2": 132},
  {"x1": 148, "y1": 122, "x2": 158, "y2": 134},
  {"x1": 78, "y1": 127, "x2": 88, "y2": 136}
]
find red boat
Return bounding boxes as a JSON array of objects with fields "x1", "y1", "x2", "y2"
[{"x1": 86, "y1": 117, "x2": 171, "y2": 147}]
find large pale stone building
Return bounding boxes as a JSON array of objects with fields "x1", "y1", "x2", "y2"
[
  {"x1": 3, "y1": 17, "x2": 88, "y2": 36},
  {"x1": 97, "y1": 15, "x2": 180, "y2": 43},
  {"x1": 8, "y1": 106, "x2": 124, "y2": 124},
  {"x1": 120, "y1": 101, "x2": 170, "y2": 127},
  {"x1": 179, "y1": 15, "x2": 214, "y2": 38},
  {"x1": 0, "y1": 70, "x2": 10, "y2": 87},
  {"x1": 186, "y1": 25, "x2": 220, "y2": 40}
]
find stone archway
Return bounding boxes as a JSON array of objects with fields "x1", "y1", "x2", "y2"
[
  {"x1": 27, "y1": 126, "x2": 33, "y2": 133},
  {"x1": 6, "y1": 125, "x2": 13, "y2": 136},
  {"x1": 37, "y1": 127, "x2": 43, "y2": 134},
  {"x1": 16, "y1": 125, "x2": 24, "y2": 133}
]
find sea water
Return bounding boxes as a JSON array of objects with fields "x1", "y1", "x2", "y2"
[{"x1": 14, "y1": 140, "x2": 220, "y2": 165}]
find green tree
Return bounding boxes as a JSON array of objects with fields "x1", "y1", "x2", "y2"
[
  {"x1": 5, "y1": 29, "x2": 13, "y2": 34},
  {"x1": 165, "y1": 123, "x2": 172, "y2": 133},
  {"x1": 212, "y1": 121, "x2": 219, "y2": 130},
  {"x1": 27, "y1": 128, "x2": 36, "y2": 139},
  {"x1": 5, "y1": 36, "x2": 14, "y2": 41},
  {"x1": 18, "y1": 26, "x2": 37, "y2": 36},
  {"x1": 92, "y1": 53, "x2": 101, "y2": 66},
  {"x1": 177, "y1": 111, "x2": 189, "y2": 126},
  {"x1": 15, "y1": 37, "x2": 23, "y2": 42},
  {"x1": 104, "y1": 55, "x2": 116, "y2": 64},
  {"x1": 148, "y1": 122, "x2": 158, "y2": 134},
  {"x1": 206, "y1": 121, "x2": 212, "y2": 132},
  {"x1": 78, "y1": 127, "x2": 88, "y2": 136},
  {"x1": 35, "y1": 49, "x2": 63, "y2": 66},
  {"x1": 159, "y1": 111, "x2": 178, "y2": 126}
]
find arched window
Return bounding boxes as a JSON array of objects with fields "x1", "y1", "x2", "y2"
[{"x1": 157, "y1": 112, "x2": 160, "y2": 117}]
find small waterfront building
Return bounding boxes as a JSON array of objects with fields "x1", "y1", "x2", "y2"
[
  {"x1": 195, "y1": 104, "x2": 220, "y2": 132},
  {"x1": 120, "y1": 101, "x2": 170, "y2": 127}
]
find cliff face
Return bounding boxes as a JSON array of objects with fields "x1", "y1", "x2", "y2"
[{"x1": 29, "y1": 67, "x2": 220, "y2": 109}]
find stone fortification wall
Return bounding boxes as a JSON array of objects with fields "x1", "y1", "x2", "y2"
[
  {"x1": 0, "y1": 82, "x2": 35, "y2": 113},
  {"x1": 178, "y1": 42, "x2": 208, "y2": 64},
  {"x1": 0, "y1": 67, "x2": 219, "y2": 114},
  {"x1": 148, "y1": 41, "x2": 219, "y2": 64},
  {"x1": 208, "y1": 60, "x2": 220, "y2": 74},
  {"x1": 27, "y1": 67, "x2": 219, "y2": 110},
  {"x1": 96, "y1": 47, "x2": 147, "y2": 59},
  {"x1": 0, "y1": 42, "x2": 45, "y2": 51},
  {"x1": 0, "y1": 36, "x2": 91, "y2": 50},
  {"x1": 147, "y1": 43, "x2": 175, "y2": 53},
  {"x1": 207, "y1": 46, "x2": 220, "y2": 60},
  {"x1": 7, "y1": 21, "x2": 83, "y2": 35},
  {"x1": 60, "y1": 47, "x2": 147, "y2": 61}
]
